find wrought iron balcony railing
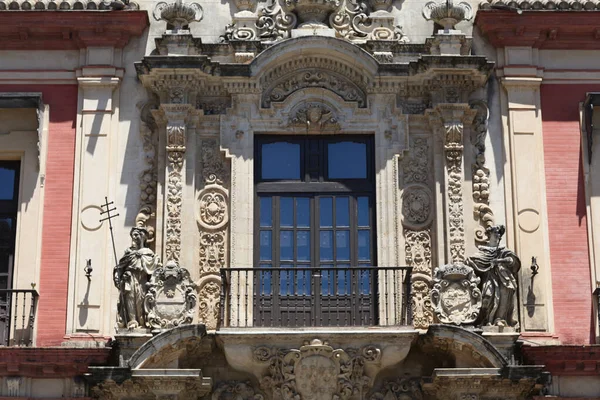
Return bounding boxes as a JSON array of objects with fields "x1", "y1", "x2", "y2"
[
  {"x1": 0, "y1": 289, "x2": 39, "y2": 346},
  {"x1": 220, "y1": 266, "x2": 412, "y2": 328}
]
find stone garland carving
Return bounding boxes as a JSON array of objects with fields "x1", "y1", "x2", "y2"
[
  {"x1": 470, "y1": 101, "x2": 494, "y2": 244},
  {"x1": 212, "y1": 381, "x2": 264, "y2": 400},
  {"x1": 263, "y1": 70, "x2": 366, "y2": 108},
  {"x1": 370, "y1": 378, "x2": 423, "y2": 400},
  {"x1": 197, "y1": 139, "x2": 230, "y2": 330},
  {"x1": 411, "y1": 278, "x2": 435, "y2": 330},
  {"x1": 405, "y1": 230, "x2": 432, "y2": 275},
  {"x1": 114, "y1": 212, "x2": 161, "y2": 331},
  {"x1": 430, "y1": 262, "x2": 481, "y2": 325},
  {"x1": 166, "y1": 149, "x2": 184, "y2": 263},
  {"x1": 445, "y1": 122, "x2": 465, "y2": 263},
  {"x1": 144, "y1": 260, "x2": 197, "y2": 330},
  {"x1": 405, "y1": 229, "x2": 434, "y2": 330},
  {"x1": 254, "y1": 340, "x2": 381, "y2": 400}
]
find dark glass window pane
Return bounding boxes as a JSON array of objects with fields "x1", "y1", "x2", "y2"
[
  {"x1": 336, "y1": 230, "x2": 350, "y2": 261},
  {"x1": 280, "y1": 198, "x2": 293, "y2": 227},
  {"x1": 260, "y1": 197, "x2": 272, "y2": 227},
  {"x1": 328, "y1": 142, "x2": 367, "y2": 179},
  {"x1": 320, "y1": 231, "x2": 333, "y2": 261},
  {"x1": 0, "y1": 218, "x2": 12, "y2": 244},
  {"x1": 296, "y1": 198, "x2": 310, "y2": 228},
  {"x1": 280, "y1": 231, "x2": 293, "y2": 261},
  {"x1": 0, "y1": 275, "x2": 7, "y2": 290},
  {"x1": 297, "y1": 231, "x2": 310, "y2": 261},
  {"x1": 358, "y1": 230, "x2": 370, "y2": 261},
  {"x1": 0, "y1": 167, "x2": 16, "y2": 200},
  {"x1": 0, "y1": 252, "x2": 8, "y2": 273},
  {"x1": 260, "y1": 264, "x2": 272, "y2": 295},
  {"x1": 260, "y1": 231, "x2": 272, "y2": 261},
  {"x1": 319, "y1": 198, "x2": 333, "y2": 227},
  {"x1": 335, "y1": 197, "x2": 349, "y2": 227},
  {"x1": 357, "y1": 197, "x2": 369, "y2": 227},
  {"x1": 261, "y1": 142, "x2": 301, "y2": 180}
]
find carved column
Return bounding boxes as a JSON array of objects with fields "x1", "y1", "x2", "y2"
[{"x1": 428, "y1": 104, "x2": 476, "y2": 264}]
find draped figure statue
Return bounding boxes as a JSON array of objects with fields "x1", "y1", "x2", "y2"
[
  {"x1": 466, "y1": 225, "x2": 521, "y2": 328},
  {"x1": 113, "y1": 226, "x2": 160, "y2": 330}
]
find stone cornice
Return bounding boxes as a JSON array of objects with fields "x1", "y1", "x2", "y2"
[
  {"x1": 0, "y1": 347, "x2": 111, "y2": 378},
  {"x1": 481, "y1": 0, "x2": 600, "y2": 11},
  {"x1": 0, "y1": 11, "x2": 148, "y2": 50},
  {"x1": 521, "y1": 345, "x2": 600, "y2": 376},
  {"x1": 476, "y1": 10, "x2": 600, "y2": 49},
  {"x1": 0, "y1": 0, "x2": 139, "y2": 10}
]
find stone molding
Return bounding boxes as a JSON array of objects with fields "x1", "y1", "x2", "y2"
[
  {"x1": 0, "y1": 11, "x2": 148, "y2": 50},
  {"x1": 0, "y1": 0, "x2": 139, "y2": 10},
  {"x1": 481, "y1": 0, "x2": 600, "y2": 11}
]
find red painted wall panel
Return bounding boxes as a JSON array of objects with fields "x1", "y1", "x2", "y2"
[
  {"x1": 541, "y1": 84, "x2": 599, "y2": 344},
  {"x1": 0, "y1": 85, "x2": 77, "y2": 346}
]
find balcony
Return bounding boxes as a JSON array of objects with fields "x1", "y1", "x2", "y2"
[
  {"x1": 220, "y1": 266, "x2": 412, "y2": 328},
  {"x1": 0, "y1": 289, "x2": 39, "y2": 346}
]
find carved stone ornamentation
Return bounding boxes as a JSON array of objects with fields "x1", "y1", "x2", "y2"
[
  {"x1": 402, "y1": 186, "x2": 432, "y2": 229},
  {"x1": 255, "y1": 340, "x2": 381, "y2": 400},
  {"x1": 165, "y1": 150, "x2": 184, "y2": 263},
  {"x1": 212, "y1": 381, "x2": 264, "y2": 400},
  {"x1": 199, "y1": 232, "x2": 226, "y2": 274},
  {"x1": 144, "y1": 260, "x2": 197, "y2": 330},
  {"x1": 288, "y1": 102, "x2": 340, "y2": 131},
  {"x1": 139, "y1": 101, "x2": 159, "y2": 213},
  {"x1": 198, "y1": 188, "x2": 229, "y2": 230},
  {"x1": 411, "y1": 279, "x2": 434, "y2": 330},
  {"x1": 7, "y1": 377, "x2": 21, "y2": 397},
  {"x1": 405, "y1": 229, "x2": 432, "y2": 275},
  {"x1": 198, "y1": 280, "x2": 221, "y2": 330},
  {"x1": 431, "y1": 262, "x2": 481, "y2": 325},
  {"x1": 114, "y1": 213, "x2": 161, "y2": 331},
  {"x1": 445, "y1": 122, "x2": 465, "y2": 263},
  {"x1": 465, "y1": 225, "x2": 521, "y2": 329},
  {"x1": 256, "y1": 0, "x2": 297, "y2": 41},
  {"x1": 470, "y1": 101, "x2": 494, "y2": 244},
  {"x1": 422, "y1": 0, "x2": 473, "y2": 31},
  {"x1": 403, "y1": 137, "x2": 430, "y2": 185},
  {"x1": 153, "y1": 0, "x2": 204, "y2": 31},
  {"x1": 263, "y1": 70, "x2": 366, "y2": 108},
  {"x1": 370, "y1": 378, "x2": 423, "y2": 400}
]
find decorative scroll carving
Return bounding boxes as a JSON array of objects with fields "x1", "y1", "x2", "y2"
[
  {"x1": 403, "y1": 137, "x2": 430, "y2": 185},
  {"x1": 431, "y1": 263, "x2": 481, "y2": 325},
  {"x1": 199, "y1": 232, "x2": 226, "y2": 273},
  {"x1": 255, "y1": 340, "x2": 381, "y2": 400},
  {"x1": 445, "y1": 122, "x2": 465, "y2": 263},
  {"x1": 221, "y1": 23, "x2": 258, "y2": 42},
  {"x1": 370, "y1": 378, "x2": 423, "y2": 400},
  {"x1": 212, "y1": 381, "x2": 264, "y2": 400},
  {"x1": 470, "y1": 101, "x2": 494, "y2": 244},
  {"x1": 288, "y1": 102, "x2": 340, "y2": 131},
  {"x1": 256, "y1": 0, "x2": 296, "y2": 41},
  {"x1": 402, "y1": 186, "x2": 432, "y2": 229},
  {"x1": 466, "y1": 225, "x2": 521, "y2": 329},
  {"x1": 411, "y1": 279, "x2": 434, "y2": 330},
  {"x1": 197, "y1": 139, "x2": 230, "y2": 330},
  {"x1": 198, "y1": 280, "x2": 221, "y2": 330},
  {"x1": 329, "y1": 0, "x2": 402, "y2": 42},
  {"x1": 405, "y1": 229, "x2": 433, "y2": 330},
  {"x1": 263, "y1": 70, "x2": 366, "y2": 108},
  {"x1": 165, "y1": 149, "x2": 184, "y2": 263},
  {"x1": 114, "y1": 212, "x2": 161, "y2": 331},
  {"x1": 145, "y1": 260, "x2": 197, "y2": 330},
  {"x1": 405, "y1": 230, "x2": 432, "y2": 275}
]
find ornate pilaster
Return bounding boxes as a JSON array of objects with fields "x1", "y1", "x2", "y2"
[
  {"x1": 428, "y1": 104, "x2": 476, "y2": 264},
  {"x1": 197, "y1": 139, "x2": 230, "y2": 330}
]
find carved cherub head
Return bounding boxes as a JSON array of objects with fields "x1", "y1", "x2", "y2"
[{"x1": 486, "y1": 224, "x2": 505, "y2": 247}]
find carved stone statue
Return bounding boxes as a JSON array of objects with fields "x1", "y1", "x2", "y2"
[
  {"x1": 466, "y1": 225, "x2": 521, "y2": 328},
  {"x1": 114, "y1": 225, "x2": 160, "y2": 330}
]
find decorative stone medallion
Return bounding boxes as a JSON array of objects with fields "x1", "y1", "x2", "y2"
[
  {"x1": 430, "y1": 263, "x2": 481, "y2": 325},
  {"x1": 402, "y1": 185, "x2": 432, "y2": 229},
  {"x1": 145, "y1": 260, "x2": 197, "y2": 330},
  {"x1": 197, "y1": 185, "x2": 229, "y2": 230}
]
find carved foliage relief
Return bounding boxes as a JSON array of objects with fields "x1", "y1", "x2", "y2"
[
  {"x1": 444, "y1": 122, "x2": 465, "y2": 263},
  {"x1": 254, "y1": 340, "x2": 381, "y2": 400},
  {"x1": 165, "y1": 122, "x2": 186, "y2": 263},
  {"x1": 197, "y1": 138, "x2": 230, "y2": 330},
  {"x1": 402, "y1": 136, "x2": 434, "y2": 330}
]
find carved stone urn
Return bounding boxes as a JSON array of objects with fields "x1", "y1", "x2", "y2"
[
  {"x1": 287, "y1": 0, "x2": 340, "y2": 28},
  {"x1": 153, "y1": 0, "x2": 204, "y2": 32},
  {"x1": 422, "y1": 0, "x2": 473, "y2": 31}
]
